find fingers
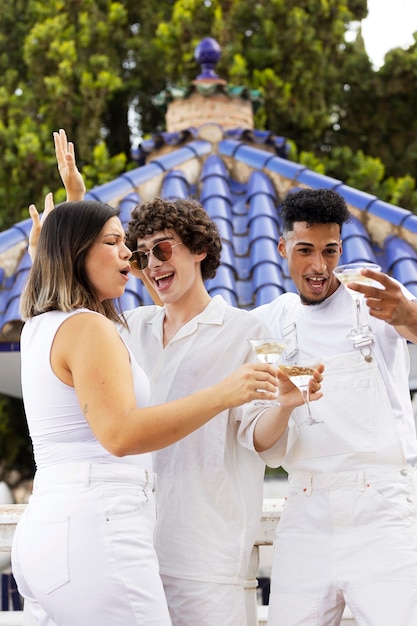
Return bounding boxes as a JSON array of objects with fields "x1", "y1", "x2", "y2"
[
  {"x1": 28, "y1": 203, "x2": 40, "y2": 231},
  {"x1": 28, "y1": 204, "x2": 41, "y2": 262},
  {"x1": 53, "y1": 130, "x2": 65, "y2": 163},
  {"x1": 249, "y1": 363, "x2": 279, "y2": 397},
  {"x1": 43, "y1": 192, "x2": 55, "y2": 221},
  {"x1": 28, "y1": 193, "x2": 55, "y2": 262},
  {"x1": 54, "y1": 128, "x2": 71, "y2": 168}
]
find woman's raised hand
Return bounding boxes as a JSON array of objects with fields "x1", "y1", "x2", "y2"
[
  {"x1": 28, "y1": 192, "x2": 55, "y2": 262},
  {"x1": 53, "y1": 128, "x2": 86, "y2": 201}
]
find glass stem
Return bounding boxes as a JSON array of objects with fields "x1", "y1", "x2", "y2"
[
  {"x1": 303, "y1": 388, "x2": 312, "y2": 419},
  {"x1": 355, "y1": 297, "x2": 361, "y2": 329}
]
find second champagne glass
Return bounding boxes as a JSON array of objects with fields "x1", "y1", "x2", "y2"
[
  {"x1": 248, "y1": 338, "x2": 287, "y2": 405},
  {"x1": 333, "y1": 262, "x2": 381, "y2": 341},
  {"x1": 279, "y1": 361, "x2": 323, "y2": 426}
]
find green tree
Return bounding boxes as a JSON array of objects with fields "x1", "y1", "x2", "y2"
[
  {"x1": 0, "y1": 394, "x2": 34, "y2": 483},
  {"x1": 155, "y1": 0, "x2": 368, "y2": 150},
  {"x1": 329, "y1": 28, "x2": 417, "y2": 183},
  {"x1": 3, "y1": 0, "x2": 417, "y2": 227},
  {"x1": 0, "y1": 0, "x2": 167, "y2": 227}
]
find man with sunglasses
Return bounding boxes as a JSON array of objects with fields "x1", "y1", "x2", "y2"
[
  {"x1": 50, "y1": 129, "x2": 323, "y2": 626},
  {"x1": 121, "y1": 195, "x2": 282, "y2": 626}
]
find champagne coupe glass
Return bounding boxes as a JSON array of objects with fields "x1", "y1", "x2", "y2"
[
  {"x1": 279, "y1": 361, "x2": 323, "y2": 426},
  {"x1": 333, "y1": 262, "x2": 381, "y2": 341},
  {"x1": 248, "y1": 338, "x2": 287, "y2": 405}
]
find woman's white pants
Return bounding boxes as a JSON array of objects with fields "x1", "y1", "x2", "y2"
[{"x1": 11, "y1": 462, "x2": 172, "y2": 626}]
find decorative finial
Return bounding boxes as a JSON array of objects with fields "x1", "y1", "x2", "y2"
[{"x1": 194, "y1": 38, "x2": 222, "y2": 81}]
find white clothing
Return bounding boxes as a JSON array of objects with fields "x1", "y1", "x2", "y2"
[
  {"x1": 19, "y1": 309, "x2": 152, "y2": 470},
  {"x1": 268, "y1": 467, "x2": 417, "y2": 626},
  {"x1": 252, "y1": 286, "x2": 417, "y2": 470},
  {"x1": 252, "y1": 286, "x2": 417, "y2": 626},
  {"x1": 13, "y1": 310, "x2": 170, "y2": 626},
  {"x1": 12, "y1": 462, "x2": 171, "y2": 626},
  {"x1": 161, "y1": 575, "x2": 246, "y2": 626},
  {"x1": 120, "y1": 295, "x2": 269, "y2": 621}
]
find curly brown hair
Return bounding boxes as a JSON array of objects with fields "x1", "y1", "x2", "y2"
[{"x1": 126, "y1": 197, "x2": 222, "y2": 280}]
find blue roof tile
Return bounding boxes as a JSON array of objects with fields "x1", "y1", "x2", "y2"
[
  {"x1": 213, "y1": 216, "x2": 234, "y2": 244},
  {"x1": 249, "y1": 238, "x2": 283, "y2": 272},
  {"x1": 252, "y1": 262, "x2": 285, "y2": 293},
  {"x1": 0, "y1": 220, "x2": 31, "y2": 254},
  {"x1": 384, "y1": 235, "x2": 417, "y2": 269},
  {"x1": 400, "y1": 214, "x2": 417, "y2": 235},
  {"x1": 203, "y1": 197, "x2": 233, "y2": 224},
  {"x1": 230, "y1": 143, "x2": 274, "y2": 169},
  {"x1": 118, "y1": 193, "x2": 142, "y2": 227},
  {"x1": 246, "y1": 171, "x2": 277, "y2": 204},
  {"x1": 295, "y1": 169, "x2": 342, "y2": 189},
  {"x1": 392, "y1": 261, "x2": 417, "y2": 289},
  {"x1": 248, "y1": 194, "x2": 280, "y2": 227},
  {"x1": 85, "y1": 176, "x2": 138, "y2": 204},
  {"x1": 254, "y1": 284, "x2": 286, "y2": 307},
  {"x1": 249, "y1": 216, "x2": 280, "y2": 243},
  {"x1": 205, "y1": 265, "x2": 238, "y2": 304},
  {"x1": 340, "y1": 237, "x2": 378, "y2": 266},
  {"x1": 342, "y1": 216, "x2": 370, "y2": 239},
  {"x1": 336, "y1": 185, "x2": 377, "y2": 211},
  {"x1": 367, "y1": 200, "x2": 411, "y2": 226},
  {"x1": 220, "y1": 243, "x2": 237, "y2": 274},
  {"x1": 161, "y1": 170, "x2": 189, "y2": 199},
  {"x1": 200, "y1": 176, "x2": 231, "y2": 203},
  {"x1": 264, "y1": 155, "x2": 306, "y2": 180},
  {"x1": 200, "y1": 154, "x2": 229, "y2": 181}
]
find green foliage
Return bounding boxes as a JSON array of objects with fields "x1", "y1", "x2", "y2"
[
  {"x1": 2, "y1": 0, "x2": 417, "y2": 226},
  {"x1": 0, "y1": 395, "x2": 34, "y2": 482},
  {"x1": 382, "y1": 175, "x2": 417, "y2": 213}
]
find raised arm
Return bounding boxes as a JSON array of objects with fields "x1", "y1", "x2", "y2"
[
  {"x1": 53, "y1": 312, "x2": 280, "y2": 455},
  {"x1": 28, "y1": 192, "x2": 55, "y2": 261},
  {"x1": 54, "y1": 128, "x2": 86, "y2": 201},
  {"x1": 53, "y1": 129, "x2": 163, "y2": 305}
]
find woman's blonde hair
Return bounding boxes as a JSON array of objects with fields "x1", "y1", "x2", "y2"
[{"x1": 21, "y1": 201, "x2": 126, "y2": 325}]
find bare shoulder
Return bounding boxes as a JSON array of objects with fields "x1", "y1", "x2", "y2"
[{"x1": 57, "y1": 310, "x2": 120, "y2": 346}]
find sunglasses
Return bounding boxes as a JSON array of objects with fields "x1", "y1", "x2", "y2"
[{"x1": 130, "y1": 241, "x2": 183, "y2": 270}]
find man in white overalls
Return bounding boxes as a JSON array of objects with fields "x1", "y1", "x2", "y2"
[{"x1": 251, "y1": 188, "x2": 417, "y2": 626}]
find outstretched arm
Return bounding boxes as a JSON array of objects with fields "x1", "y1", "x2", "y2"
[{"x1": 56, "y1": 312, "x2": 280, "y2": 455}]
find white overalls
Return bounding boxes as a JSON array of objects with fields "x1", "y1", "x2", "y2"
[{"x1": 252, "y1": 288, "x2": 417, "y2": 626}]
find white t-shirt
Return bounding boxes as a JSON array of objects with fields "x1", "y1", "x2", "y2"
[{"x1": 120, "y1": 295, "x2": 270, "y2": 584}]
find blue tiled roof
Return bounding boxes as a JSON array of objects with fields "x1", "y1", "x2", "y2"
[{"x1": 2, "y1": 125, "x2": 417, "y2": 358}]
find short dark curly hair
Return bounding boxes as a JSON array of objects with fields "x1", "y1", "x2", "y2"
[
  {"x1": 126, "y1": 197, "x2": 221, "y2": 280},
  {"x1": 281, "y1": 188, "x2": 351, "y2": 234}
]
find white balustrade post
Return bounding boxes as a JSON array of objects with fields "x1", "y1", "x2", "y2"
[{"x1": 244, "y1": 544, "x2": 260, "y2": 626}]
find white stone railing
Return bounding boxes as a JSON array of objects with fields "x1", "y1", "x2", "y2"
[{"x1": 0, "y1": 501, "x2": 355, "y2": 625}]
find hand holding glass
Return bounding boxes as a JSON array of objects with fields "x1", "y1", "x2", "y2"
[
  {"x1": 248, "y1": 339, "x2": 287, "y2": 405},
  {"x1": 333, "y1": 262, "x2": 381, "y2": 341},
  {"x1": 279, "y1": 361, "x2": 323, "y2": 426}
]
